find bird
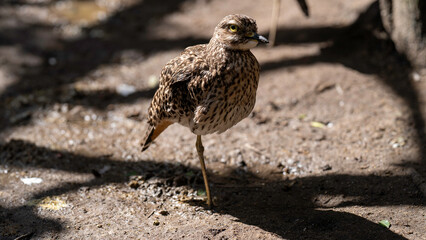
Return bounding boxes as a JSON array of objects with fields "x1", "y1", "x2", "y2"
[{"x1": 141, "y1": 14, "x2": 268, "y2": 207}]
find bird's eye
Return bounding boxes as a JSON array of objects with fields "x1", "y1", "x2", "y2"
[{"x1": 229, "y1": 25, "x2": 239, "y2": 32}]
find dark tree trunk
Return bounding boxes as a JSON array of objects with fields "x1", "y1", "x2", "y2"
[{"x1": 379, "y1": 0, "x2": 426, "y2": 70}]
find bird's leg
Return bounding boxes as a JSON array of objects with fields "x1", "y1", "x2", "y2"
[{"x1": 196, "y1": 135, "x2": 212, "y2": 208}]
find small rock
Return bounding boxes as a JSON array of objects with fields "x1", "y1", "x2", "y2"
[
  {"x1": 315, "y1": 81, "x2": 335, "y2": 93},
  {"x1": 128, "y1": 180, "x2": 140, "y2": 189},
  {"x1": 321, "y1": 164, "x2": 332, "y2": 171},
  {"x1": 116, "y1": 84, "x2": 136, "y2": 97},
  {"x1": 148, "y1": 75, "x2": 159, "y2": 88},
  {"x1": 155, "y1": 189, "x2": 163, "y2": 197},
  {"x1": 159, "y1": 210, "x2": 169, "y2": 216},
  {"x1": 390, "y1": 137, "x2": 406, "y2": 148},
  {"x1": 314, "y1": 134, "x2": 326, "y2": 141},
  {"x1": 20, "y1": 177, "x2": 43, "y2": 185},
  {"x1": 153, "y1": 220, "x2": 160, "y2": 226},
  {"x1": 208, "y1": 228, "x2": 226, "y2": 236},
  {"x1": 79, "y1": 186, "x2": 90, "y2": 192},
  {"x1": 146, "y1": 177, "x2": 165, "y2": 187},
  {"x1": 412, "y1": 72, "x2": 420, "y2": 81}
]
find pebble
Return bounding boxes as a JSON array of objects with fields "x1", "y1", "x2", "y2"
[
  {"x1": 116, "y1": 84, "x2": 136, "y2": 97},
  {"x1": 20, "y1": 177, "x2": 43, "y2": 185},
  {"x1": 321, "y1": 164, "x2": 332, "y2": 171},
  {"x1": 159, "y1": 210, "x2": 169, "y2": 216}
]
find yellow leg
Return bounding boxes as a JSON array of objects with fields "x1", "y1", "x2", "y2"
[{"x1": 196, "y1": 135, "x2": 212, "y2": 208}]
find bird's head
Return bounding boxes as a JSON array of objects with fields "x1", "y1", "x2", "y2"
[{"x1": 212, "y1": 14, "x2": 269, "y2": 51}]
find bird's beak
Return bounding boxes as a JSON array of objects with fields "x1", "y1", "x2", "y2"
[{"x1": 250, "y1": 33, "x2": 269, "y2": 44}]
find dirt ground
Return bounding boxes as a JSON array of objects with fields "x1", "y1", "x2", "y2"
[{"x1": 0, "y1": 0, "x2": 425, "y2": 239}]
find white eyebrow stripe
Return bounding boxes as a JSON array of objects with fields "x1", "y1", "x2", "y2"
[{"x1": 227, "y1": 20, "x2": 239, "y2": 25}]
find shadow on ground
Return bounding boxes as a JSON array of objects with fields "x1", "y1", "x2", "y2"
[
  {"x1": 0, "y1": 0, "x2": 208, "y2": 133},
  {"x1": 1, "y1": 140, "x2": 421, "y2": 239},
  {"x1": 261, "y1": 1, "x2": 425, "y2": 175},
  {"x1": 0, "y1": 1, "x2": 425, "y2": 239}
]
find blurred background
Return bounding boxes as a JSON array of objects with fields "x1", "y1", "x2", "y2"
[{"x1": 0, "y1": 0, "x2": 425, "y2": 239}]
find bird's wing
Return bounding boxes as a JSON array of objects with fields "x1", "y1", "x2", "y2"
[
  {"x1": 147, "y1": 44, "x2": 210, "y2": 125},
  {"x1": 160, "y1": 45, "x2": 209, "y2": 88}
]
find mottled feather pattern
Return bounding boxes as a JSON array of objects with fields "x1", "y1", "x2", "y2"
[{"x1": 142, "y1": 14, "x2": 263, "y2": 150}]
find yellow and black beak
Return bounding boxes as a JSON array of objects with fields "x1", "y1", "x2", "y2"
[{"x1": 246, "y1": 32, "x2": 269, "y2": 44}]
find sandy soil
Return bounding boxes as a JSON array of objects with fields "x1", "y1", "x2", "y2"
[{"x1": 0, "y1": 0, "x2": 425, "y2": 239}]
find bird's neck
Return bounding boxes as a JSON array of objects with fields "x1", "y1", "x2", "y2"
[
  {"x1": 208, "y1": 35, "x2": 252, "y2": 51},
  {"x1": 206, "y1": 38, "x2": 250, "y2": 65}
]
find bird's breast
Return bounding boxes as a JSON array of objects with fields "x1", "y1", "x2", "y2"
[{"x1": 189, "y1": 67, "x2": 259, "y2": 135}]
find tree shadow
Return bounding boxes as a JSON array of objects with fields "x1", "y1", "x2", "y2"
[
  {"x1": 215, "y1": 172, "x2": 421, "y2": 240},
  {"x1": 261, "y1": 1, "x2": 426, "y2": 174},
  {"x1": 1, "y1": 140, "x2": 421, "y2": 239},
  {"x1": 0, "y1": 0, "x2": 209, "y2": 134}
]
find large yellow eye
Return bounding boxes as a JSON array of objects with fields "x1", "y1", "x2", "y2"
[{"x1": 229, "y1": 25, "x2": 239, "y2": 32}]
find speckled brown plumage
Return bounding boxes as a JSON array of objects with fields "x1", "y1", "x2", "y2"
[{"x1": 141, "y1": 14, "x2": 268, "y2": 206}]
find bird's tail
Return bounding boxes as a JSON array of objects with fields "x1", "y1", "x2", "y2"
[{"x1": 141, "y1": 121, "x2": 172, "y2": 152}]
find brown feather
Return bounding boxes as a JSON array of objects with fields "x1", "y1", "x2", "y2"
[{"x1": 142, "y1": 14, "x2": 264, "y2": 144}]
